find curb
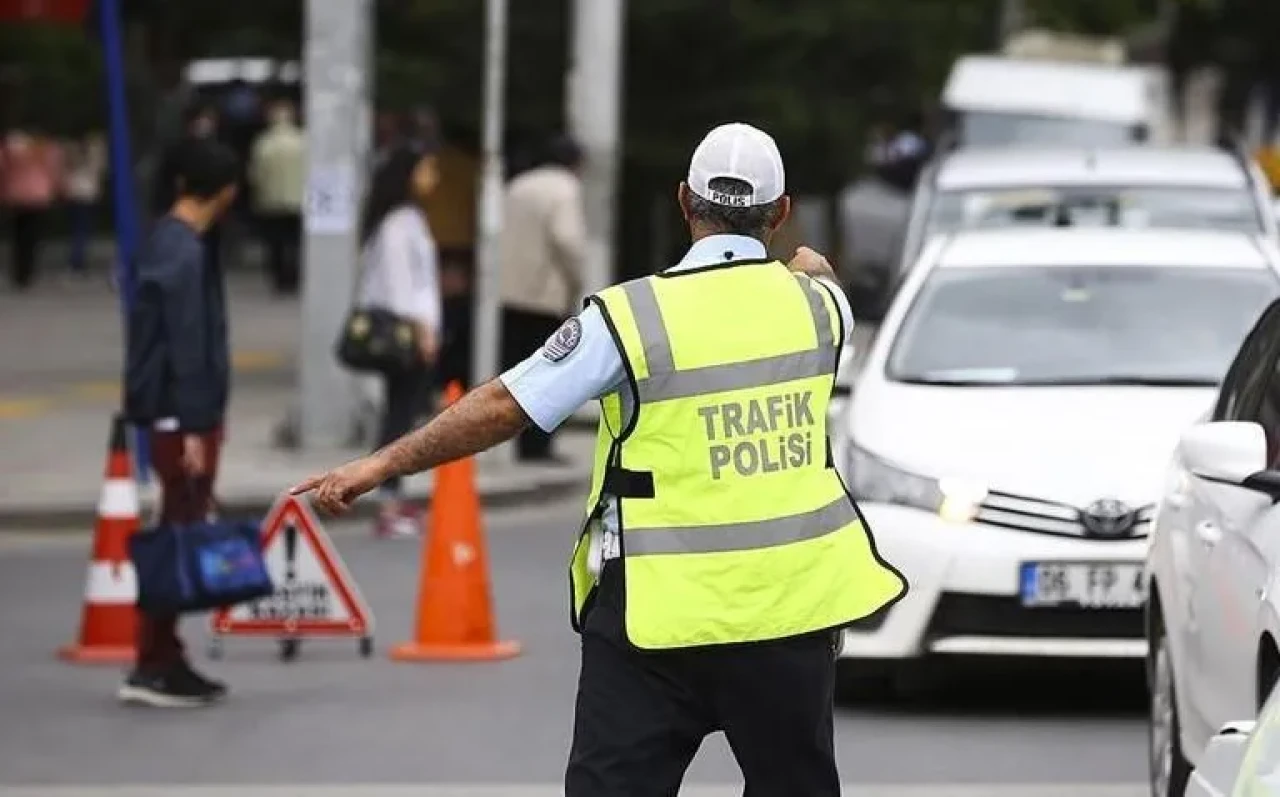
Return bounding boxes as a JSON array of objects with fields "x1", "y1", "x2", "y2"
[{"x1": 0, "y1": 468, "x2": 590, "y2": 533}]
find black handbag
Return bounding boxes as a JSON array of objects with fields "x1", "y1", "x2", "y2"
[
  {"x1": 335, "y1": 305, "x2": 421, "y2": 374},
  {"x1": 129, "y1": 516, "x2": 274, "y2": 615}
]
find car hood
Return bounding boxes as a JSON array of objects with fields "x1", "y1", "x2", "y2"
[{"x1": 846, "y1": 381, "x2": 1216, "y2": 506}]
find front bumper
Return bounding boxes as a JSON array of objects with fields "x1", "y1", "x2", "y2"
[{"x1": 841, "y1": 503, "x2": 1148, "y2": 661}]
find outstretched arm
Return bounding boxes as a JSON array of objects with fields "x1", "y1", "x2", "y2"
[
  {"x1": 292, "y1": 379, "x2": 530, "y2": 514},
  {"x1": 377, "y1": 378, "x2": 529, "y2": 478}
]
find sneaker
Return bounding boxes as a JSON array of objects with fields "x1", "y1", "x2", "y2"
[
  {"x1": 174, "y1": 661, "x2": 228, "y2": 700},
  {"x1": 117, "y1": 666, "x2": 222, "y2": 708},
  {"x1": 373, "y1": 503, "x2": 420, "y2": 539}
]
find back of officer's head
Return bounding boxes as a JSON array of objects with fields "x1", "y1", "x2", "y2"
[
  {"x1": 174, "y1": 138, "x2": 239, "y2": 216},
  {"x1": 678, "y1": 123, "x2": 791, "y2": 243}
]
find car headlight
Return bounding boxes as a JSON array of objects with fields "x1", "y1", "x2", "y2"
[{"x1": 845, "y1": 444, "x2": 988, "y2": 523}]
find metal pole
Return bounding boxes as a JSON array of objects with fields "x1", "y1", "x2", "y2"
[
  {"x1": 472, "y1": 0, "x2": 510, "y2": 465},
  {"x1": 99, "y1": 0, "x2": 149, "y2": 482},
  {"x1": 567, "y1": 0, "x2": 626, "y2": 293},
  {"x1": 298, "y1": 0, "x2": 371, "y2": 449}
]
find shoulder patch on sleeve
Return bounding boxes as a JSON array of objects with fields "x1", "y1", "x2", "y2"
[{"x1": 541, "y1": 317, "x2": 583, "y2": 362}]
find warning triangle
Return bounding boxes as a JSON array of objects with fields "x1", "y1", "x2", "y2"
[{"x1": 211, "y1": 494, "x2": 374, "y2": 637}]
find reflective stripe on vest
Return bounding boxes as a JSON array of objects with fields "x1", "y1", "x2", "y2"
[
  {"x1": 622, "y1": 275, "x2": 837, "y2": 404},
  {"x1": 625, "y1": 495, "x2": 859, "y2": 555}
]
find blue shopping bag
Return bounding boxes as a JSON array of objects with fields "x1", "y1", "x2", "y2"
[{"x1": 129, "y1": 517, "x2": 274, "y2": 615}]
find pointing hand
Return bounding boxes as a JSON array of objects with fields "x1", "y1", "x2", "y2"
[{"x1": 290, "y1": 456, "x2": 389, "y2": 515}]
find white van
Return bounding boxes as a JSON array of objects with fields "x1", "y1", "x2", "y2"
[{"x1": 941, "y1": 54, "x2": 1172, "y2": 147}]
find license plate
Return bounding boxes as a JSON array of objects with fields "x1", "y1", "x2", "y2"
[{"x1": 1019, "y1": 561, "x2": 1145, "y2": 609}]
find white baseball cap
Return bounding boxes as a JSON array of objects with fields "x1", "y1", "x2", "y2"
[{"x1": 686, "y1": 123, "x2": 786, "y2": 207}]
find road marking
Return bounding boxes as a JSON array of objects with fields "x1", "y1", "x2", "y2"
[
  {"x1": 232, "y1": 350, "x2": 288, "y2": 371},
  {"x1": 0, "y1": 398, "x2": 52, "y2": 419},
  {"x1": 70, "y1": 381, "x2": 121, "y2": 400},
  {"x1": 0, "y1": 786, "x2": 1146, "y2": 797},
  {"x1": 0, "y1": 350, "x2": 288, "y2": 422}
]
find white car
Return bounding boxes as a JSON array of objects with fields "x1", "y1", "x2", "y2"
[
  {"x1": 1186, "y1": 680, "x2": 1280, "y2": 796},
  {"x1": 896, "y1": 144, "x2": 1280, "y2": 285},
  {"x1": 1146, "y1": 296, "x2": 1280, "y2": 797},
  {"x1": 831, "y1": 226, "x2": 1280, "y2": 696}
]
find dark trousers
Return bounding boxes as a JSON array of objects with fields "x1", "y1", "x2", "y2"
[
  {"x1": 377, "y1": 366, "x2": 432, "y2": 495},
  {"x1": 565, "y1": 563, "x2": 842, "y2": 797},
  {"x1": 501, "y1": 305, "x2": 563, "y2": 460},
  {"x1": 258, "y1": 211, "x2": 301, "y2": 293},
  {"x1": 135, "y1": 427, "x2": 224, "y2": 671},
  {"x1": 9, "y1": 207, "x2": 45, "y2": 288}
]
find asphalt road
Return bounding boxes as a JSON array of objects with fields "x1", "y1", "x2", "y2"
[{"x1": 0, "y1": 497, "x2": 1147, "y2": 795}]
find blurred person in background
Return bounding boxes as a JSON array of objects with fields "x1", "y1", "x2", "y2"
[
  {"x1": 249, "y1": 99, "x2": 306, "y2": 295},
  {"x1": 354, "y1": 140, "x2": 444, "y2": 539},
  {"x1": 0, "y1": 125, "x2": 63, "y2": 290},
  {"x1": 153, "y1": 105, "x2": 225, "y2": 271},
  {"x1": 121, "y1": 138, "x2": 240, "y2": 708},
  {"x1": 497, "y1": 133, "x2": 586, "y2": 463},
  {"x1": 61, "y1": 131, "x2": 107, "y2": 278},
  {"x1": 219, "y1": 77, "x2": 262, "y2": 163}
]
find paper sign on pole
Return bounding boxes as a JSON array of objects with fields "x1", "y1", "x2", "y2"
[{"x1": 209, "y1": 494, "x2": 374, "y2": 660}]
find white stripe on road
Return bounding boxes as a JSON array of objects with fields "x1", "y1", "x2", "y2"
[{"x1": 0, "y1": 784, "x2": 1146, "y2": 796}]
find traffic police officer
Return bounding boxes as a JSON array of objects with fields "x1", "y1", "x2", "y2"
[{"x1": 294, "y1": 122, "x2": 908, "y2": 796}]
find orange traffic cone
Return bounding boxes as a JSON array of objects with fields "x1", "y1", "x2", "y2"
[
  {"x1": 58, "y1": 415, "x2": 140, "y2": 664},
  {"x1": 389, "y1": 382, "x2": 522, "y2": 662}
]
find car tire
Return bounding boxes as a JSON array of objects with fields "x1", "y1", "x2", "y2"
[{"x1": 1150, "y1": 627, "x2": 1192, "y2": 797}]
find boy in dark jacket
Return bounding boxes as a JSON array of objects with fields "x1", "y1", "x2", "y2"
[{"x1": 121, "y1": 139, "x2": 239, "y2": 707}]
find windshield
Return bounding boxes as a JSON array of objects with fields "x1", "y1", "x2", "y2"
[
  {"x1": 958, "y1": 111, "x2": 1136, "y2": 147},
  {"x1": 886, "y1": 266, "x2": 1280, "y2": 386},
  {"x1": 925, "y1": 186, "x2": 1264, "y2": 238}
]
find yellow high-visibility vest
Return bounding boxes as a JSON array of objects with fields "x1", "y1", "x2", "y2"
[{"x1": 570, "y1": 258, "x2": 908, "y2": 650}]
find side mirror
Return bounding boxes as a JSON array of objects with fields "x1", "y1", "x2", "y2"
[{"x1": 1180, "y1": 421, "x2": 1280, "y2": 498}]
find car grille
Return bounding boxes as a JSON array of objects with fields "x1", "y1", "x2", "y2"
[
  {"x1": 974, "y1": 490, "x2": 1154, "y2": 539},
  {"x1": 928, "y1": 593, "x2": 1143, "y2": 640}
]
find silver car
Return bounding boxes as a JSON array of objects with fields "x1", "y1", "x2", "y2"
[{"x1": 897, "y1": 143, "x2": 1280, "y2": 290}]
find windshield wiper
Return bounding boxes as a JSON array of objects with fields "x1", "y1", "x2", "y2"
[
  {"x1": 895, "y1": 375, "x2": 1217, "y2": 387},
  {"x1": 1009, "y1": 376, "x2": 1217, "y2": 387},
  {"x1": 895, "y1": 377, "x2": 1015, "y2": 386}
]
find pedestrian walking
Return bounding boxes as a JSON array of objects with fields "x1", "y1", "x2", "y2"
[
  {"x1": 497, "y1": 133, "x2": 587, "y2": 463},
  {"x1": 0, "y1": 126, "x2": 62, "y2": 289},
  {"x1": 152, "y1": 104, "x2": 226, "y2": 272},
  {"x1": 61, "y1": 131, "x2": 107, "y2": 277},
  {"x1": 248, "y1": 99, "x2": 306, "y2": 294},
  {"x1": 293, "y1": 122, "x2": 908, "y2": 795},
  {"x1": 352, "y1": 140, "x2": 444, "y2": 539},
  {"x1": 120, "y1": 138, "x2": 240, "y2": 708}
]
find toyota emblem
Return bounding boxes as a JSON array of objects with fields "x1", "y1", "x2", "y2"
[{"x1": 1080, "y1": 498, "x2": 1137, "y2": 538}]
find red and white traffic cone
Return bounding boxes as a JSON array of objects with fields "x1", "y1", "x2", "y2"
[{"x1": 58, "y1": 415, "x2": 140, "y2": 665}]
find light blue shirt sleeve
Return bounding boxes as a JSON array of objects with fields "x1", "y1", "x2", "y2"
[{"x1": 499, "y1": 304, "x2": 626, "y2": 432}]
